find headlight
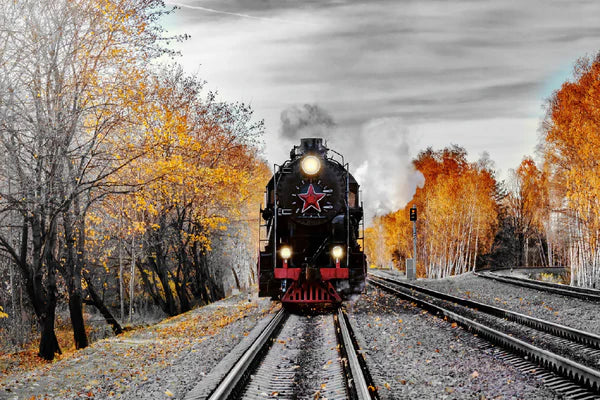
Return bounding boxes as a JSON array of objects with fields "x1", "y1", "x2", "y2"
[
  {"x1": 331, "y1": 245, "x2": 344, "y2": 260},
  {"x1": 301, "y1": 155, "x2": 321, "y2": 175},
  {"x1": 280, "y1": 246, "x2": 292, "y2": 260}
]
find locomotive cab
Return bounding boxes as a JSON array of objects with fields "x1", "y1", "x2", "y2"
[{"x1": 258, "y1": 138, "x2": 366, "y2": 307}]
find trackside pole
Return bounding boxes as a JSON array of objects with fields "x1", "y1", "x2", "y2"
[{"x1": 408, "y1": 206, "x2": 417, "y2": 280}]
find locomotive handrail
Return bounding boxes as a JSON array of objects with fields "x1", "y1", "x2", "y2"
[
  {"x1": 327, "y1": 147, "x2": 345, "y2": 167},
  {"x1": 345, "y1": 162, "x2": 350, "y2": 268},
  {"x1": 273, "y1": 163, "x2": 279, "y2": 271}
]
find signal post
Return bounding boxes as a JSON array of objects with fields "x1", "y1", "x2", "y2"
[{"x1": 406, "y1": 206, "x2": 417, "y2": 280}]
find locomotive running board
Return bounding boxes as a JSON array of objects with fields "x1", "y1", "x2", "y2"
[{"x1": 281, "y1": 280, "x2": 342, "y2": 304}]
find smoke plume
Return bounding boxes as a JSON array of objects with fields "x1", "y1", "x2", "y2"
[
  {"x1": 280, "y1": 104, "x2": 335, "y2": 139},
  {"x1": 354, "y1": 118, "x2": 425, "y2": 222}
]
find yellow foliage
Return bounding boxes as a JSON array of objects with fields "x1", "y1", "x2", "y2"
[
  {"x1": 366, "y1": 146, "x2": 498, "y2": 278},
  {"x1": 542, "y1": 53, "x2": 600, "y2": 285}
]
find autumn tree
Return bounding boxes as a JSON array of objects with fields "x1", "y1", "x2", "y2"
[
  {"x1": 366, "y1": 146, "x2": 498, "y2": 278},
  {"x1": 364, "y1": 216, "x2": 397, "y2": 269},
  {"x1": 542, "y1": 52, "x2": 600, "y2": 287},
  {"x1": 504, "y1": 158, "x2": 550, "y2": 267},
  {"x1": 83, "y1": 65, "x2": 265, "y2": 318},
  {"x1": 0, "y1": 0, "x2": 179, "y2": 359}
]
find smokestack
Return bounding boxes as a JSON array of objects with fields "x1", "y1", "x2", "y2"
[{"x1": 300, "y1": 138, "x2": 326, "y2": 154}]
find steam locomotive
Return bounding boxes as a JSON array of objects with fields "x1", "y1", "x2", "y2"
[{"x1": 258, "y1": 138, "x2": 366, "y2": 306}]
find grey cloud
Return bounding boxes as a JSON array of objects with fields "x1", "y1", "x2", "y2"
[
  {"x1": 279, "y1": 104, "x2": 335, "y2": 140},
  {"x1": 170, "y1": 0, "x2": 600, "y2": 185}
]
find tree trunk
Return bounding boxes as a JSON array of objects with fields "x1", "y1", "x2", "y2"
[
  {"x1": 175, "y1": 280, "x2": 191, "y2": 313},
  {"x1": 148, "y1": 248, "x2": 178, "y2": 316},
  {"x1": 129, "y1": 235, "x2": 135, "y2": 322},
  {"x1": 29, "y1": 217, "x2": 62, "y2": 360},
  {"x1": 83, "y1": 272, "x2": 123, "y2": 335},
  {"x1": 192, "y1": 244, "x2": 211, "y2": 304},
  {"x1": 68, "y1": 291, "x2": 88, "y2": 349},
  {"x1": 62, "y1": 209, "x2": 89, "y2": 350},
  {"x1": 517, "y1": 232, "x2": 524, "y2": 267},
  {"x1": 119, "y1": 237, "x2": 124, "y2": 321},
  {"x1": 38, "y1": 224, "x2": 61, "y2": 360},
  {"x1": 137, "y1": 262, "x2": 167, "y2": 310},
  {"x1": 38, "y1": 309, "x2": 61, "y2": 360},
  {"x1": 525, "y1": 236, "x2": 529, "y2": 267}
]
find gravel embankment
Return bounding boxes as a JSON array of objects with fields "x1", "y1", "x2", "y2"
[
  {"x1": 346, "y1": 286, "x2": 557, "y2": 399},
  {"x1": 0, "y1": 294, "x2": 279, "y2": 400},
  {"x1": 405, "y1": 271, "x2": 600, "y2": 335}
]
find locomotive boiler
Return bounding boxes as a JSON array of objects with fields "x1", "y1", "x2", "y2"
[{"x1": 258, "y1": 138, "x2": 366, "y2": 306}]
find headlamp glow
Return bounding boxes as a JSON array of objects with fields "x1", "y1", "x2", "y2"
[
  {"x1": 280, "y1": 246, "x2": 292, "y2": 260},
  {"x1": 331, "y1": 245, "x2": 344, "y2": 260},
  {"x1": 301, "y1": 155, "x2": 321, "y2": 175}
]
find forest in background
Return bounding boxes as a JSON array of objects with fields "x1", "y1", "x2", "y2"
[
  {"x1": 0, "y1": 0, "x2": 268, "y2": 362},
  {"x1": 365, "y1": 52, "x2": 600, "y2": 291}
]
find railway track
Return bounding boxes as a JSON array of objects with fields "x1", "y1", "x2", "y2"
[
  {"x1": 368, "y1": 271, "x2": 600, "y2": 399},
  {"x1": 476, "y1": 271, "x2": 600, "y2": 302},
  {"x1": 186, "y1": 308, "x2": 378, "y2": 400}
]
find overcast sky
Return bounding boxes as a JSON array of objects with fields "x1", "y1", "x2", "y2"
[{"x1": 163, "y1": 0, "x2": 600, "y2": 215}]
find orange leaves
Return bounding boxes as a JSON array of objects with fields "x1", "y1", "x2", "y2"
[
  {"x1": 542, "y1": 53, "x2": 600, "y2": 280},
  {"x1": 507, "y1": 157, "x2": 549, "y2": 240},
  {"x1": 366, "y1": 146, "x2": 498, "y2": 278},
  {"x1": 544, "y1": 55, "x2": 600, "y2": 214}
]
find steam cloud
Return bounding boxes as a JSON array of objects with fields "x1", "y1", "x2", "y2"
[
  {"x1": 280, "y1": 104, "x2": 335, "y2": 139},
  {"x1": 354, "y1": 118, "x2": 425, "y2": 222}
]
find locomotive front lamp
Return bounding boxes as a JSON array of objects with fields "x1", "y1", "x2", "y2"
[
  {"x1": 331, "y1": 245, "x2": 344, "y2": 260},
  {"x1": 301, "y1": 155, "x2": 321, "y2": 175},
  {"x1": 280, "y1": 246, "x2": 292, "y2": 260}
]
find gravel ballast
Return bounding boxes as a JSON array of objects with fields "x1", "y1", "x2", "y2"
[
  {"x1": 2, "y1": 269, "x2": 586, "y2": 399},
  {"x1": 408, "y1": 271, "x2": 600, "y2": 335},
  {"x1": 346, "y1": 286, "x2": 558, "y2": 399}
]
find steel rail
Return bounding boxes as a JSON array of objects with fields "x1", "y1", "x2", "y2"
[
  {"x1": 207, "y1": 309, "x2": 287, "y2": 400},
  {"x1": 368, "y1": 276, "x2": 600, "y2": 394},
  {"x1": 370, "y1": 272, "x2": 600, "y2": 349},
  {"x1": 477, "y1": 271, "x2": 600, "y2": 301},
  {"x1": 336, "y1": 308, "x2": 376, "y2": 400}
]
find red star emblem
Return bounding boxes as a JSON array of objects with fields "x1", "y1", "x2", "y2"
[{"x1": 298, "y1": 184, "x2": 326, "y2": 212}]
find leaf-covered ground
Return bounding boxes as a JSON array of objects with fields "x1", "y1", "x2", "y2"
[{"x1": 0, "y1": 295, "x2": 278, "y2": 399}]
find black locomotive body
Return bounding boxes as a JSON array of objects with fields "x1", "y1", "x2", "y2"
[{"x1": 258, "y1": 138, "x2": 366, "y2": 306}]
